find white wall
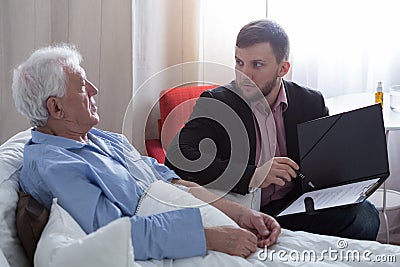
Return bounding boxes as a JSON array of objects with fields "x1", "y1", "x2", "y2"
[
  {"x1": 0, "y1": 0, "x2": 132, "y2": 143},
  {"x1": 129, "y1": 0, "x2": 267, "y2": 153},
  {"x1": 129, "y1": 0, "x2": 208, "y2": 153}
]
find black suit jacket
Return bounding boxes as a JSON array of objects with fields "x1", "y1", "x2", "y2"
[{"x1": 165, "y1": 80, "x2": 328, "y2": 196}]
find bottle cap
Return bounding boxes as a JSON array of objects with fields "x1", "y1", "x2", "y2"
[{"x1": 377, "y1": 82, "x2": 383, "y2": 92}]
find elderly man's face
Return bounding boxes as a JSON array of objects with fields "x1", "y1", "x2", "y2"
[{"x1": 59, "y1": 69, "x2": 99, "y2": 131}]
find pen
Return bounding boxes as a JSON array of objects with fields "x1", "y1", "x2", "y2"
[{"x1": 296, "y1": 170, "x2": 315, "y2": 189}]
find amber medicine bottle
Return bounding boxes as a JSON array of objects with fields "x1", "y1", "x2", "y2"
[{"x1": 375, "y1": 82, "x2": 383, "y2": 107}]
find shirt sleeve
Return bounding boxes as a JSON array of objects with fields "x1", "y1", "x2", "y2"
[
  {"x1": 94, "y1": 192, "x2": 206, "y2": 260},
  {"x1": 129, "y1": 207, "x2": 206, "y2": 260},
  {"x1": 22, "y1": 146, "x2": 206, "y2": 260}
]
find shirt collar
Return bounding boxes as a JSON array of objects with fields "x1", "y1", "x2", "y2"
[
  {"x1": 250, "y1": 82, "x2": 289, "y2": 113},
  {"x1": 272, "y1": 82, "x2": 288, "y2": 113},
  {"x1": 30, "y1": 128, "x2": 93, "y2": 149}
]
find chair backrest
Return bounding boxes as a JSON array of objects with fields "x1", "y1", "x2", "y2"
[{"x1": 158, "y1": 85, "x2": 218, "y2": 149}]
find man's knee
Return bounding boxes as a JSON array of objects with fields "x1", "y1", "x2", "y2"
[{"x1": 347, "y1": 201, "x2": 380, "y2": 240}]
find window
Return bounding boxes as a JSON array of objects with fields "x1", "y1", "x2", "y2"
[{"x1": 268, "y1": 0, "x2": 400, "y2": 97}]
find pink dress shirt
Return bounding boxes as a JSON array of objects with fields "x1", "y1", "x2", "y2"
[{"x1": 251, "y1": 83, "x2": 295, "y2": 206}]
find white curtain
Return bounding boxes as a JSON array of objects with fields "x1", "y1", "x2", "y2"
[
  {"x1": 269, "y1": 2, "x2": 400, "y2": 243},
  {"x1": 0, "y1": 0, "x2": 132, "y2": 144},
  {"x1": 268, "y1": 0, "x2": 400, "y2": 98},
  {"x1": 130, "y1": 0, "x2": 267, "y2": 153},
  {"x1": 268, "y1": 0, "x2": 400, "y2": 191}
]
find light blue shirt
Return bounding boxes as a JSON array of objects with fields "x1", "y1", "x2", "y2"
[{"x1": 20, "y1": 128, "x2": 206, "y2": 260}]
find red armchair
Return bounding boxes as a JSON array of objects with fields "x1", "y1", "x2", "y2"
[{"x1": 145, "y1": 85, "x2": 218, "y2": 163}]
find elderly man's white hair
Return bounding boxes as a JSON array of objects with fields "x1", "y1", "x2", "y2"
[{"x1": 12, "y1": 44, "x2": 85, "y2": 127}]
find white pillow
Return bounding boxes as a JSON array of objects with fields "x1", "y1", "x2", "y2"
[
  {"x1": 0, "y1": 129, "x2": 31, "y2": 184},
  {"x1": 0, "y1": 129, "x2": 31, "y2": 267},
  {"x1": 136, "y1": 180, "x2": 238, "y2": 228},
  {"x1": 35, "y1": 199, "x2": 137, "y2": 267}
]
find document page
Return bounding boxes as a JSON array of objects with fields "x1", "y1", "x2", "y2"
[{"x1": 277, "y1": 178, "x2": 380, "y2": 217}]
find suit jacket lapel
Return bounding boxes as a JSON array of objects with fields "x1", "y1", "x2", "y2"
[
  {"x1": 225, "y1": 83, "x2": 257, "y2": 166},
  {"x1": 283, "y1": 80, "x2": 300, "y2": 163}
]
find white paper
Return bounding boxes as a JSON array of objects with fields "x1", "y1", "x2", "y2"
[{"x1": 277, "y1": 178, "x2": 380, "y2": 217}]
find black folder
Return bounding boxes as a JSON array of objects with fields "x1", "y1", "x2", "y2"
[{"x1": 277, "y1": 104, "x2": 390, "y2": 217}]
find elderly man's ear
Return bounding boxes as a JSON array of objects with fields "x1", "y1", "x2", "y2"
[{"x1": 46, "y1": 97, "x2": 64, "y2": 119}]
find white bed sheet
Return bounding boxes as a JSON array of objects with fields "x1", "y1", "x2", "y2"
[
  {"x1": 132, "y1": 181, "x2": 400, "y2": 267},
  {"x1": 135, "y1": 228, "x2": 400, "y2": 267},
  {"x1": 35, "y1": 180, "x2": 400, "y2": 267},
  {"x1": 1, "y1": 131, "x2": 399, "y2": 267}
]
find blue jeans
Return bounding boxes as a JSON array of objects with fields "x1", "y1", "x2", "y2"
[{"x1": 261, "y1": 200, "x2": 380, "y2": 241}]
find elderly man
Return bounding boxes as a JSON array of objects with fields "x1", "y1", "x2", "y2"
[{"x1": 12, "y1": 44, "x2": 280, "y2": 261}]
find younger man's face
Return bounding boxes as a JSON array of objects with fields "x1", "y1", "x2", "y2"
[{"x1": 235, "y1": 42, "x2": 283, "y2": 101}]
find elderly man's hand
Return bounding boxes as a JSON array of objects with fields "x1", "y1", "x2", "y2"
[
  {"x1": 171, "y1": 178, "x2": 281, "y2": 248},
  {"x1": 236, "y1": 209, "x2": 281, "y2": 247},
  {"x1": 204, "y1": 226, "x2": 258, "y2": 258}
]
